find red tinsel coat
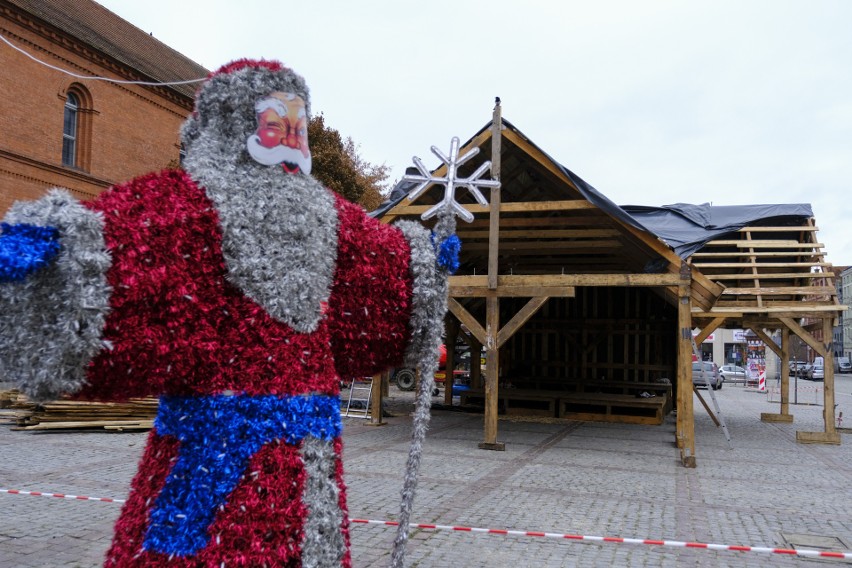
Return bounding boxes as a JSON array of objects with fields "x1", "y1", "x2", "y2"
[{"x1": 78, "y1": 169, "x2": 415, "y2": 566}]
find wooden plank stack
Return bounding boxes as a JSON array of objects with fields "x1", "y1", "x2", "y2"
[{"x1": 0, "y1": 390, "x2": 157, "y2": 431}]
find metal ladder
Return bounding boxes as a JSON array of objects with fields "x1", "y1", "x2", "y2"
[
  {"x1": 341, "y1": 377, "x2": 373, "y2": 419},
  {"x1": 691, "y1": 339, "x2": 733, "y2": 448}
]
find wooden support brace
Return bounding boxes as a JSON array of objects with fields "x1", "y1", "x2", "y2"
[
  {"x1": 796, "y1": 431, "x2": 841, "y2": 444},
  {"x1": 761, "y1": 413, "x2": 793, "y2": 423}
]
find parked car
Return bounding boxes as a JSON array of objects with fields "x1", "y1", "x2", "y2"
[
  {"x1": 789, "y1": 361, "x2": 811, "y2": 377},
  {"x1": 692, "y1": 361, "x2": 722, "y2": 390},
  {"x1": 836, "y1": 357, "x2": 851, "y2": 374},
  {"x1": 719, "y1": 364, "x2": 747, "y2": 384},
  {"x1": 807, "y1": 364, "x2": 824, "y2": 381}
]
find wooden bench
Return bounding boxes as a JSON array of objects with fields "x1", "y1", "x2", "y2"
[
  {"x1": 558, "y1": 392, "x2": 667, "y2": 425},
  {"x1": 506, "y1": 379, "x2": 673, "y2": 415},
  {"x1": 576, "y1": 381, "x2": 672, "y2": 415},
  {"x1": 459, "y1": 389, "x2": 565, "y2": 417},
  {"x1": 459, "y1": 387, "x2": 669, "y2": 424}
]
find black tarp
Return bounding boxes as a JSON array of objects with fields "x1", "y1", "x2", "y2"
[{"x1": 620, "y1": 202, "x2": 813, "y2": 259}]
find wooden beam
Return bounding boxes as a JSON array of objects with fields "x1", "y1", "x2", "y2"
[
  {"x1": 736, "y1": 226, "x2": 817, "y2": 232},
  {"x1": 708, "y1": 272, "x2": 834, "y2": 280},
  {"x1": 449, "y1": 273, "x2": 684, "y2": 288},
  {"x1": 480, "y1": 296, "x2": 504, "y2": 450},
  {"x1": 462, "y1": 240, "x2": 623, "y2": 252},
  {"x1": 721, "y1": 287, "x2": 836, "y2": 296},
  {"x1": 779, "y1": 317, "x2": 830, "y2": 359},
  {"x1": 692, "y1": 262, "x2": 831, "y2": 269},
  {"x1": 821, "y1": 318, "x2": 837, "y2": 435},
  {"x1": 443, "y1": 318, "x2": 459, "y2": 406},
  {"x1": 693, "y1": 306, "x2": 844, "y2": 317},
  {"x1": 450, "y1": 285, "x2": 575, "y2": 298},
  {"x1": 677, "y1": 264, "x2": 696, "y2": 468},
  {"x1": 780, "y1": 327, "x2": 790, "y2": 416},
  {"x1": 455, "y1": 228, "x2": 621, "y2": 239},
  {"x1": 693, "y1": 317, "x2": 726, "y2": 345},
  {"x1": 796, "y1": 431, "x2": 841, "y2": 444},
  {"x1": 693, "y1": 386, "x2": 720, "y2": 426},
  {"x1": 747, "y1": 327, "x2": 782, "y2": 359},
  {"x1": 693, "y1": 252, "x2": 823, "y2": 259},
  {"x1": 496, "y1": 297, "x2": 549, "y2": 349},
  {"x1": 369, "y1": 373, "x2": 385, "y2": 426},
  {"x1": 384, "y1": 200, "x2": 598, "y2": 218},
  {"x1": 488, "y1": 105, "x2": 502, "y2": 290},
  {"x1": 447, "y1": 298, "x2": 486, "y2": 346},
  {"x1": 700, "y1": 241, "x2": 823, "y2": 249}
]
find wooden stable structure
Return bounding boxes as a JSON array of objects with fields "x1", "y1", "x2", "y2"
[{"x1": 375, "y1": 105, "x2": 845, "y2": 467}]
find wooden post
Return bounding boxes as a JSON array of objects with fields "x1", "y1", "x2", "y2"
[
  {"x1": 780, "y1": 328, "x2": 791, "y2": 417},
  {"x1": 780, "y1": 328, "x2": 789, "y2": 415},
  {"x1": 478, "y1": 100, "x2": 505, "y2": 451},
  {"x1": 677, "y1": 263, "x2": 696, "y2": 467},
  {"x1": 470, "y1": 337, "x2": 482, "y2": 389},
  {"x1": 760, "y1": 327, "x2": 793, "y2": 423},
  {"x1": 369, "y1": 373, "x2": 385, "y2": 426},
  {"x1": 479, "y1": 295, "x2": 505, "y2": 450},
  {"x1": 488, "y1": 98, "x2": 502, "y2": 290},
  {"x1": 822, "y1": 318, "x2": 837, "y2": 435},
  {"x1": 444, "y1": 318, "x2": 459, "y2": 405},
  {"x1": 792, "y1": 317, "x2": 840, "y2": 444}
]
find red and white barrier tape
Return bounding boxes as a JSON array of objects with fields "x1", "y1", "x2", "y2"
[
  {"x1": 1, "y1": 488, "x2": 125, "y2": 503},
  {"x1": 3, "y1": 488, "x2": 850, "y2": 560},
  {"x1": 350, "y1": 519, "x2": 852, "y2": 560}
]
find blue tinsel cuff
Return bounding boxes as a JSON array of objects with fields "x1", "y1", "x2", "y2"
[
  {"x1": 144, "y1": 393, "x2": 342, "y2": 556},
  {"x1": 432, "y1": 233, "x2": 461, "y2": 274},
  {"x1": 0, "y1": 222, "x2": 61, "y2": 283}
]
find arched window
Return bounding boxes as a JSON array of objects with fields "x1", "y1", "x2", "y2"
[
  {"x1": 62, "y1": 92, "x2": 79, "y2": 167},
  {"x1": 60, "y1": 84, "x2": 93, "y2": 171}
]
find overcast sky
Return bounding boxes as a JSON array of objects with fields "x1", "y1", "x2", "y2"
[{"x1": 96, "y1": 0, "x2": 852, "y2": 265}]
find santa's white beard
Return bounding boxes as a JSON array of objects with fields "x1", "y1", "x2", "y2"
[
  {"x1": 188, "y1": 156, "x2": 337, "y2": 333},
  {"x1": 246, "y1": 135, "x2": 312, "y2": 174}
]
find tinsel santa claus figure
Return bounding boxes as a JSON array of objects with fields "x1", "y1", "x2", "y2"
[{"x1": 0, "y1": 59, "x2": 454, "y2": 567}]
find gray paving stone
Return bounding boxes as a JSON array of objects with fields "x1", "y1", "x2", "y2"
[{"x1": 1, "y1": 376, "x2": 851, "y2": 566}]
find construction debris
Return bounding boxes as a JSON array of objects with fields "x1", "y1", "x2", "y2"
[{"x1": 0, "y1": 390, "x2": 157, "y2": 431}]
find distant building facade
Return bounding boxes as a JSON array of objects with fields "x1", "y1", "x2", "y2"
[
  {"x1": 695, "y1": 328, "x2": 781, "y2": 380},
  {"x1": 0, "y1": 0, "x2": 207, "y2": 214},
  {"x1": 841, "y1": 266, "x2": 852, "y2": 359}
]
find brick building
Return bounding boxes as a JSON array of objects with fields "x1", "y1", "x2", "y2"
[{"x1": 0, "y1": 0, "x2": 208, "y2": 214}]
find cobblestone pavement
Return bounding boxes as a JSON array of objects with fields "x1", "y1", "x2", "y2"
[{"x1": 1, "y1": 376, "x2": 851, "y2": 567}]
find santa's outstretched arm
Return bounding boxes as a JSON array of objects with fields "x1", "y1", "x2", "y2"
[{"x1": 0, "y1": 189, "x2": 112, "y2": 402}]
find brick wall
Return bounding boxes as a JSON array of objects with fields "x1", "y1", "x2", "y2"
[{"x1": 1, "y1": 12, "x2": 196, "y2": 214}]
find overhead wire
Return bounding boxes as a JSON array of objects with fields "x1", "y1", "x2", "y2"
[{"x1": 0, "y1": 31, "x2": 206, "y2": 86}]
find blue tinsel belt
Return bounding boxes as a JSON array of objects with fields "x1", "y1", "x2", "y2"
[{"x1": 144, "y1": 393, "x2": 342, "y2": 555}]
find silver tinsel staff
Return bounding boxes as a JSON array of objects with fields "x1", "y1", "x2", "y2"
[{"x1": 390, "y1": 137, "x2": 499, "y2": 568}]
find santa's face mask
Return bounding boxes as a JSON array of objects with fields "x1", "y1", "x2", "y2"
[{"x1": 246, "y1": 92, "x2": 312, "y2": 174}]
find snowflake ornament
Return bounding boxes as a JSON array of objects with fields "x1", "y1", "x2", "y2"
[{"x1": 402, "y1": 137, "x2": 500, "y2": 223}]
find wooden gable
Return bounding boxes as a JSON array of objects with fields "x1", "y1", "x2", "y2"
[
  {"x1": 379, "y1": 118, "x2": 721, "y2": 310},
  {"x1": 375, "y1": 109, "x2": 845, "y2": 464}
]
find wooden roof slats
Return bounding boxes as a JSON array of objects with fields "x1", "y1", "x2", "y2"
[
  {"x1": 700, "y1": 240, "x2": 824, "y2": 249},
  {"x1": 737, "y1": 226, "x2": 818, "y2": 232},
  {"x1": 385, "y1": 199, "x2": 600, "y2": 219},
  {"x1": 456, "y1": 228, "x2": 621, "y2": 239},
  {"x1": 704, "y1": 272, "x2": 835, "y2": 280},
  {"x1": 720, "y1": 286, "x2": 836, "y2": 296},
  {"x1": 686, "y1": 214, "x2": 842, "y2": 323}
]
